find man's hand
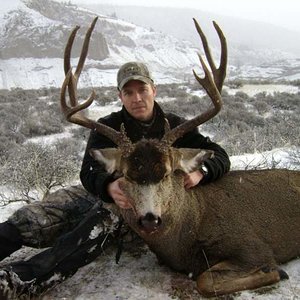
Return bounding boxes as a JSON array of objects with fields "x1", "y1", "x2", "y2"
[
  {"x1": 184, "y1": 170, "x2": 204, "y2": 189},
  {"x1": 107, "y1": 177, "x2": 132, "y2": 209}
]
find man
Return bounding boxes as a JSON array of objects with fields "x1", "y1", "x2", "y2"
[{"x1": 0, "y1": 62, "x2": 230, "y2": 298}]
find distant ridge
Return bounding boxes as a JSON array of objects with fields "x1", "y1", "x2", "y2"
[{"x1": 85, "y1": 4, "x2": 300, "y2": 57}]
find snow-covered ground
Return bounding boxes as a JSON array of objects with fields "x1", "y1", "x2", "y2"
[
  {"x1": 0, "y1": 57, "x2": 186, "y2": 90},
  {"x1": 44, "y1": 252, "x2": 300, "y2": 300},
  {"x1": 225, "y1": 84, "x2": 299, "y2": 97},
  {"x1": 42, "y1": 247, "x2": 300, "y2": 300},
  {"x1": 230, "y1": 147, "x2": 300, "y2": 171},
  {"x1": 182, "y1": 83, "x2": 299, "y2": 100}
]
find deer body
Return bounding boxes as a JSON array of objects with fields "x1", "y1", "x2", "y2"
[
  {"x1": 94, "y1": 140, "x2": 300, "y2": 296},
  {"x1": 113, "y1": 167, "x2": 300, "y2": 296},
  {"x1": 125, "y1": 169, "x2": 300, "y2": 269}
]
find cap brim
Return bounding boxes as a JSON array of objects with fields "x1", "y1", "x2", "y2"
[{"x1": 118, "y1": 75, "x2": 153, "y2": 90}]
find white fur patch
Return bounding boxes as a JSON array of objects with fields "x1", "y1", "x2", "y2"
[
  {"x1": 180, "y1": 150, "x2": 208, "y2": 173},
  {"x1": 137, "y1": 185, "x2": 161, "y2": 216},
  {"x1": 90, "y1": 149, "x2": 116, "y2": 174}
]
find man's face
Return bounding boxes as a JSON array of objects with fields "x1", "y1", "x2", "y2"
[{"x1": 119, "y1": 80, "x2": 156, "y2": 122}]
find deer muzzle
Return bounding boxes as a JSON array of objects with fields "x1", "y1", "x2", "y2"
[{"x1": 138, "y1": 212, "x2": 162, "y2": 234}]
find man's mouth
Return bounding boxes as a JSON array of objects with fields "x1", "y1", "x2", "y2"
[{"x1": 133, "y1": 106, "x2": 146, "y2": 110}]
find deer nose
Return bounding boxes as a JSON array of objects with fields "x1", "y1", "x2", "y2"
[{"x1": 138, "y1": 212, "x2": 162, "y2": 232}]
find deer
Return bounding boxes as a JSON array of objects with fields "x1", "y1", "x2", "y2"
[{"x1": 60, "y1": 17, "x2": 300, "y2": 297}]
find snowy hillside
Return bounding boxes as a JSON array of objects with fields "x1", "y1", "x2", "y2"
[
  {"x1": 1, "y1": 0, "x2": 300, "y2": 90},
  {"x1": 0, "y1": 0, "x2": 200, "y2": 90}
]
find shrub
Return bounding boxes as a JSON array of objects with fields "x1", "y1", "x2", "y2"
[{"x1": 0, "y1": 141, "x2": 81, "y2": 202}]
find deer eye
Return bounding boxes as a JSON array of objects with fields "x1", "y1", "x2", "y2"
[
  {"x1": 123, "y1": 173, "x2": 133, "y2": 183},
  {"x1": 163, "y1": 173, "x2": 170, "y2": 180}
]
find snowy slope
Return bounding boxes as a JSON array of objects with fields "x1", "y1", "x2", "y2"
[
  {"x1": 1, "y1": 0, "x2": 300, "y2": 90},
  {"x1": 0, "y1": 0, "x2": 200, "y2": 89}
]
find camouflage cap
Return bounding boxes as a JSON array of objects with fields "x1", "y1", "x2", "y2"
[{"x1": 117, "y1": 62, "x2": 154, "y2": 90}]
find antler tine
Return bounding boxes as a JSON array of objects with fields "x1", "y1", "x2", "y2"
[
  {"x1": 74, "y1": 16, "x2": 98, "y2": 81},
  {"x1": 60, "y1": 17, "x2": 134, "y2": 151},
  {"x1": 64, "y1": 26, "x2": 79, "y2": 75},
  {"x1": 212, "y1": 21, "x2": 228, "y2": 91},
  {"x1": 193, "y1": 18, "x2": 227, "y2": 92},
  {"x1": 193, "y1": 19, "x2": 216, "y2": 74},
  {"x1": 161, "y1": 19, "x2": 226, "y2": 147},
  {"x1": 61, "y1": 70, "x2": 95, "y2": 121},
  {"x1": 64, "y1": 25, "x2": 80, "y2": 106},
  {"x1": 63, "y1": 17, "x2": 98, "y2": 106},
  {"x1": 193, "y1": 53, "x2": 222, "y2": 106}
]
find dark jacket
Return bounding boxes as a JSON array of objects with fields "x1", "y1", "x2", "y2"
[{"x1": 80, "y1": 102, "x2": 230, "y2": 203}]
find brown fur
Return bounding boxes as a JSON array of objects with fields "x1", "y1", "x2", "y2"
[
  {"x1": 126, "y1": 140, "x2": 168, "y2": 184},
  {"x1": 102, "y1": 145, "x2": 300, "y2": 297}
]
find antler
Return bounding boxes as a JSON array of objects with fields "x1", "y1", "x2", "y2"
[
  {"x1": 162, "y1": 18, "x2": 227, "y2": 146},
  {"x1": 60, "y1": 17, "x2": 133, "y2": 154}
]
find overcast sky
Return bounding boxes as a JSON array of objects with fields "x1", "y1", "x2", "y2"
[
  {"x1": 67, "y1": 0, "x2": 300, "y2": 32},
  {"x1": 1, "y1": 0, "x2": 299, "y2": 32}
]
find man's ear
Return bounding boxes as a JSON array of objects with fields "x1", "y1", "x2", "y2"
[
  {"x1": 118, "y1": 90, "x2": 124, "y2": 104},
  {"x1": 152, "y1": 84, "x2": 157, "y2": 97},
  {"x1": 173, "y1": 148, "x2": 214, "y2": 173},
  {"x1": 89, "y1": 148, "x2": 122, "y2": 174}
]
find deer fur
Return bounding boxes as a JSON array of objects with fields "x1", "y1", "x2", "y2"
[{"x1": 90, "y1": 140, "x2": 300, "y2": 297}]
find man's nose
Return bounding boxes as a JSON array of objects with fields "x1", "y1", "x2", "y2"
[{"x1": 133, "y1": 92, "x2": 142, "y2": 102}]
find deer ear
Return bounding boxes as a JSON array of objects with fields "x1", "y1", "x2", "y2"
[
  {"x1": 89, "y1": 148, "x2": 122, "y2": 174},
  {"x1": 174, "y1": 148, "x2": 214, "y2": 173}
]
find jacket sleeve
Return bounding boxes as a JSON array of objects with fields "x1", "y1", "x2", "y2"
[
  {"x1": 171, "y1": 116, "x2": 230, "y2": 184},
  {"x1": 80, "y1": 128, "x2": 117, "y2": 203}
]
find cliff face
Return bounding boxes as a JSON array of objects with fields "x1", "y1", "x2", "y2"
[
  {"x1": 0, "y1": 0, "x2": 195, "y2": 62},
  {"x1": 0, "y1": 0, "x2": 202, "y2": 89},
  {"x1": 0, "y1": 0, "x2": 110, "y2": 60}
]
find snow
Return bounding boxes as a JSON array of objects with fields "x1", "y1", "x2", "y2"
[
  {"x1": 0, "y1": 200, "x2": 24, "y2": 223},
  {"x1": 226, "y1": 84, "x2": 299, "y2": 97},
  {"x1": 0, "y1": 0, "x2": 25, "y2": 16},
  {"x1": 0, "y1": 57, "x2": 186, "y2": 90},
  {"x1": 2, "y1": 56, "x2": 300, "y2": 93},
  {"x1": 27, "y1": 130, "x2": 73, "y2": 144},
  {"x1": 1, "y1": 230, "x2": 299, "y2": 299},
  {"x1": 0, "y1": 0, "x2": 61, "y2": 33},
  {"x1": 44, "y1": 253, "x2": 300, "y2": 300},
  {"x1": 230, "y1": 147, "x2": 299, "y2": 170}
]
